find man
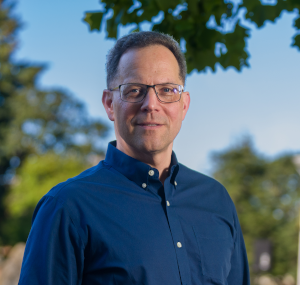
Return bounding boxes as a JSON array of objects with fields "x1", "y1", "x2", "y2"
[{"x1": 19, "y1": 31, "x2": 250, "y2": 285}]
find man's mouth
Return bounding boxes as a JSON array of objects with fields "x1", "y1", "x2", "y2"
[
  {"x1": 137, "y1": 123, "x2": 162, "y2": 129},
  {"x1": 140, "y1": 124, "x2": 160, "y2": 126}
]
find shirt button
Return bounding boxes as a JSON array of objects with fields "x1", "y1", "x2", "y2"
[
  {"x1": 174, "y1": 181, "x2": 177, "y2": 186},
  {"x1": 177, "y1": 242, "x2": 182, "y2": 248},
  {"x1": 142, "y1": 183, "x2": 147, "y2": 188},
  {"x1": 148, "y1": 170, "x2": 154, "y2": 176},
  {"x1": 166, "y1": 201, "x2": 170, "y2": 206}
]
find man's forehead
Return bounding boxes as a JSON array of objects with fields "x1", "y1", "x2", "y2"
[{"x1": 116, "y1": 45, "x2": 181, "y2": 82}]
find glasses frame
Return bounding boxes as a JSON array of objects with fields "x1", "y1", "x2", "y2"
[{"x1": 109, "y1": 83, "x2": 184, "y2": 103}]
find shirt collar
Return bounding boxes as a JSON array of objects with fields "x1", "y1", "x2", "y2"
[{"x1": 104, "y1": 141, "x2": 179, "y2": 188}]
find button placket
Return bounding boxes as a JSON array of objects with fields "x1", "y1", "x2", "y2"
[{"x1": 163, "y1": 176, "x2": 191, "y2": 285}]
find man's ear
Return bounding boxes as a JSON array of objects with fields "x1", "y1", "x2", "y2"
[
  {"x1": 181, "y1": 91, "x2": 190, "y2": 121},
  {"x1": 102, "y1": 89, "x2": 115, "y2": 121}
]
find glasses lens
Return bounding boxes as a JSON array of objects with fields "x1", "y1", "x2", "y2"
[
  {"x1": 155, "y1": 84, "x2": 181, "y2": 102},
  {"x1": 120, "y1": 84, "x2": 147, "y2": 102}
]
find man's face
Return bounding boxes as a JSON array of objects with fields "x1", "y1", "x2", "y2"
[{"x1": 103, "y1": 45, "x2": 190, "y2": 156}]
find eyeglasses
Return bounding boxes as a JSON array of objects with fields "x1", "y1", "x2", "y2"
[{"x1": 109, "y1": 83, "x2": 184, "y2": 103}]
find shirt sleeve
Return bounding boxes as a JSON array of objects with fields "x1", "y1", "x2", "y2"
[
  {"x1": 226, "y1": 207, "x2": 250, "y2": 285},
  {"x1": 18, "y1": 195, "x2": 84, "y2": 285}
]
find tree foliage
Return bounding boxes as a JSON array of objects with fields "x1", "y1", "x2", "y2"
[
  {"x1": 212, "y1": 139, "x2": 300, "y2": 278},
  {"x1": 83, "y1": 0, "x2": 300, "y2": 73},
  {"x1": 3, "y1": 152, "x2": 96, "y2": 244},
  {"x1": 0, "y1": 0, "x2": 108, "y2": 244}
]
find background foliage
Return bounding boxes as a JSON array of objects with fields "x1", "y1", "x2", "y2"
[
  {"x1": 3, "y1": 152, "x2": 94, "y2": 244},
  {"x1": 84, "y1": 0, "x2": 300, "y2": 73},
  {"x1": 212, "y1": 139, "x2": 300, "y2": 277},
  {"x1": 0, "y1": 0, "x2": 107, "y2": 244}
]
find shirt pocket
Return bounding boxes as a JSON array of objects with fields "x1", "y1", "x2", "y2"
[{"x1": 192, "y1": 217, "x2": 234, "y2": 283}]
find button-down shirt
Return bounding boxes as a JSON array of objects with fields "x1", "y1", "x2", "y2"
[{"x1": 19, "y1": 141, "x2": 250, "y2": 285}]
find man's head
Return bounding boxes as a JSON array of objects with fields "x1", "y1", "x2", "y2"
[
  {"x1": 102, "y1": 31, "x2": 190, "y2": 159},
  {"x1": 106, "y1": 31, "x2": 187, "y2": 88}
]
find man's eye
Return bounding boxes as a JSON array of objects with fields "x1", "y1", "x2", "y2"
[
  {"x1": 126, "y1": 89, "x2": 142, "y2": 97},
  {"x1": 160, "y1": 87, "x2": 177, "y2": 94},
  {"x1": 124, "y1": 88, "x2": 141, "y2": 96}
]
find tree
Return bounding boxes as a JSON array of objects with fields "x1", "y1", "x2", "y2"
[
  {"x1": 83, "y1": 0, "x2": 300, "y2": 74},
  {"x1": 0, "y1": 0, "x2": 108, "y2": 244},
  {"x1": 212, "y1": 138, "x2": 300, "y2": 278},
  {"x1": 4, "y1": 152, "x2": 99, "y2": 244}
]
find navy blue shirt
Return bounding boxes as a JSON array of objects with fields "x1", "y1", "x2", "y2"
[{"x1": 19, "y1": 141, "x2": 250, "y2": 285}]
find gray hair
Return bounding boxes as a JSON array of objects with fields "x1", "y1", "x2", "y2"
[{"x1": 106, "y1": 31, "x2": 187, "y2": 88}]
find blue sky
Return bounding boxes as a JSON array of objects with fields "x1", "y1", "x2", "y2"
[{"x1": 14, "y1": 0, "x2": 300, "y2": 174}]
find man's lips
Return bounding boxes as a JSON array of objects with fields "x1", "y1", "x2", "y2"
[
  {"x1": 136, "y1": 122, "x2": 163, "y2": 129},
  {"x1": 138, "y1": 123, "x2": 161, "y2": 126}
]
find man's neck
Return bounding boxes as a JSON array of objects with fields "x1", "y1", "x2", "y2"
[{"x1": 116, "y1": 140, "x2": 173, "y2": 185}]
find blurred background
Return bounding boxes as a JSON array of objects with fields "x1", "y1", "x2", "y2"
[{"x1": 0, "y1": 0, "x2": 299, "y2": 284}]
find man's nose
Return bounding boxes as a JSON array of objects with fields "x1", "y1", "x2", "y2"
[{"x1": 140, "y1": 87, "x2": 160, "y2": 111}]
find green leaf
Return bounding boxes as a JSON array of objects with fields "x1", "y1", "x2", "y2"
[
  {"x1": 106, "y1": 17, "x2": 118, "y2": 38},
  {"x1": 218, "y1": 22, "x2": 250, "y2": 71},
  {"x1": 292, "y1": 34, "x2": 300, "y2": 50},
  {"x1": 243, "y1": 0, "x2": 289, "y2": 28},
  {"x1": 154, "y1": 0, "x2": 179, "y2": 12},
  {"x1": 294, "y1": 16, "x2": 300, "y2": 30},
  {"x1": 83, "y1": 11, "x2": 104, "y2": 31},
  {"x1": 129, "y1": 27, "x2": 140, "y2": 34},
  {"x1": 202, "y1": 0, "x2": 229, "y2": 26}
]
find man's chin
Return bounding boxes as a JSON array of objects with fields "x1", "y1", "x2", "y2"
[{"x1": 135, "y1": 140, "x2": 170, "y2": 155}]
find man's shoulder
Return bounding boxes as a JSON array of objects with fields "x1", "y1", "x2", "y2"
[
  {"x1": 45, "y1": 160, "x2": 111, "y2": 201},
  {"x1": 178, "y1": 163, "x2": 224, "y2": 189},
  {"x1": 31, "y1": 160, "x2": 119, "y2": 231},
  {"x1": 177, "y1": 163, "x2": 233, "y2": 206}
]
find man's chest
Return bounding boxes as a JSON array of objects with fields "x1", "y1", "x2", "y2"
[{"x1": 76, "y1": 182, "x2": 235, "y2": 285}]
